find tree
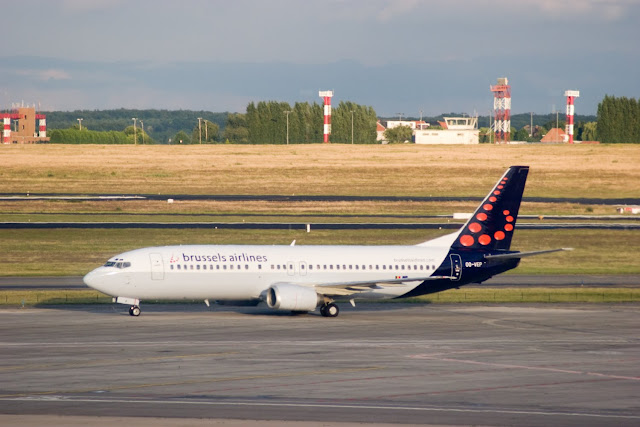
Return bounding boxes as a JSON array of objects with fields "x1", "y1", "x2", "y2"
[
  {"x1": 192, "y1": 120, "x2": 220, "y2": 144},
  {"x1": 224, "y1": 113, "x2": 249, "y2": 144},
  {"x1": 383, "y1": 125, "x2": 413, "y2": 143},
  {"x1": 172, "y1": 130, "x2": 191, "y2": 144},
  {"x1": 582, "y1": 122, "x2": 597, "y2": 141},
  {"x1": 514, "y1": 128, "x2": 529, "y2": 142},
  {"x1": 597, "y1": 95, "x2": 640, "y2": 143}
]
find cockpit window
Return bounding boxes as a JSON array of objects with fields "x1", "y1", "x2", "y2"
[{"x1": 104, "y1": 261, "x2": 131, "y2": 269}]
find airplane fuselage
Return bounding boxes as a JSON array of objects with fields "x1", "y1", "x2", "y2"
[{"x1": 85, "y1": 243, "x2": 464, "y2": 302}]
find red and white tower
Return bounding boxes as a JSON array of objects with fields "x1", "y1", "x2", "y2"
[
  {"x1": 490, "y1": 77, "x2": 511, "y2": 144},
  {"x1": 36, "y1": 114, "x2": 47, "y2": 138},
  {"x1": 564, "y1": 90, "x2": 580, "y2": 144},
  {"x1": 2, "y1": 116, "x2": 9, "y2": 144},
  {"x1": 319, "y1": 90, "x2": 333, "y2": 143}
]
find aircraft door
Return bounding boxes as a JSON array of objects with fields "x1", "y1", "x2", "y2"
[
  {"x1": 450, "y1": 254, "x2": 462, "y2": 281},
  {"x1": 150, "y1": 253, "x2": 164, "y2": 280}
]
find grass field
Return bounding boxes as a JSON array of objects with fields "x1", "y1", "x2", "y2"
[
  {"x1": 1, "y1": 144, "x2": 639, "y2": 197},
  {"x1": 1, "y1": 144, "x2": 639, "y2": 277}
]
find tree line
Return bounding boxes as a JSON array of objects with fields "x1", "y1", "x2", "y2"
[
  {"x1": 597, "y1": 95, "x2": 640, "y2": 143},
  {"x1": 239, "y1": 100, "x2": 378, "y2": 144},
  {"x1": 45, "y1": 109, "x2": 227, "y2": 144}
]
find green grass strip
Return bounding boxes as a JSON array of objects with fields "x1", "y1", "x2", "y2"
[{"x1": 0, "y1": 288, "x2": 639, "y2": 307}]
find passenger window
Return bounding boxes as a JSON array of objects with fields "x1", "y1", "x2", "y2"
[
  {"x1": 197, "y1": 265, "x2": 200, "y2": 270},
  {"x1": 123, "y1": 262, "x2": 131, "y2": 268},
  {"x1": 115, "y1": 262, "x2": 123, "y2": 269},
  {"x1": 223, "y1": 265, "x2": 227, "y2": 270},
  {"x1": 190, "y1": 265, "x2": 194, "y2": 270},
  {"x1": 258, "y1": 265, "x2": 262, "y2": 270},
  {"x1": 170, "y1": 265, "x2": 174, "y2": 270},
  {"x1": 245, "y1": 265, "x2": 249, "y2": 270}
]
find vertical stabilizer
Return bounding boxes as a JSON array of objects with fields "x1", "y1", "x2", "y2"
[{"x1": 452, "y1": 166, "x2": 529, "y2": 251}]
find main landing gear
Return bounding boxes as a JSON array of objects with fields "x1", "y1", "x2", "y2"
[
  {"x1": 129, "y1": 305, "x2": 141, "y2": 317},
  {"x1": 320, "y1": 302, "x2": 339, "y2": 318}
]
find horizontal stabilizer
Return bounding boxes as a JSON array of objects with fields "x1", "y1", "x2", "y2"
[{"x1": 484, "y1": 248, "x2": 573, "y2": 261}]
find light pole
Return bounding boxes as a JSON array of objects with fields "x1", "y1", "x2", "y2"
[
  {"x1": 396, "y1": 112, "x2": 404, "y2": 121},
  {"x1": 132, "y1": 118, "x2": 137, "y2": 145},
  {"x1": 77, "y1": 118, "x2": 83, "y2": 130},
  {"x1": 284, "y1": 111, "x2": 291, "y2": 145},
  {"x1": 140, "y1": 120, "x2": 144, "y2": 144},
  {"x1": 204, "y1": 120, "x2": 208, "y2": 142},
  {"x1": 197, "y1": 117, "x2": 202, "y2": 144},
  {"x1": 350, "y1": 110, "x2": 355, "y2": 144}
]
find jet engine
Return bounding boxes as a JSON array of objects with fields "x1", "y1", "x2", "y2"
[{"x1": 266, "y1": 284, "x2": 320, "y2": 312}]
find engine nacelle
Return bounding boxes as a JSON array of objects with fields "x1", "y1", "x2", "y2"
[{"x1": 266, "y1": 284, "x2": 320, "y2": 312}]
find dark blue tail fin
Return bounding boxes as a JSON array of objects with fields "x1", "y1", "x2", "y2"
[{"x1": 452, "y1": 166, "x2": 529, "y2": 251}]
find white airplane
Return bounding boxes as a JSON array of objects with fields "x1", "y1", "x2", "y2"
[{"x1": 84, "y1": 166, "x2": 569, "y2": 317}]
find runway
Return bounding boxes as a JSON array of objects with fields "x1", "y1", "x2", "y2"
[{"x1": 1, "y1": 303, "x2": 639, "y2": 426}]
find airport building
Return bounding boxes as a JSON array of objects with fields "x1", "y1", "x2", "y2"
[
  {"x1": 1, "y1": 107, "x2": 49, "y2": 144},
  {"x1": 414, "y1": 116, "x2": 479, "y2": 145}
]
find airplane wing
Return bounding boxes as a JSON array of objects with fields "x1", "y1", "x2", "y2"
[{"x1": 312, "y1": 275, "x2": 454, "y2": 296}]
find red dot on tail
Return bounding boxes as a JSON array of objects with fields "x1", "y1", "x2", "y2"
[
  {"x1": 506, "y1": 215, "x2": 514, "y2": 222},
  {"x1": 483, "y1": 204, "x2": 493, "y2": 211},
  {"x1": 494, "y1": 231, "x2": 505, "y2": 240},
  {"x1": 505, "y1": 224, "x2": 514, "y2": 231},
  {"x1": 489, "y1": 196, "x2": 497, "y2": 202},
  {"x1": 478, "y1": 234, "x2": 491, "y2": 245},
  {"x1": 477, "y1": 213, "x2": 487, "y2": 221},
  {"x1": 469, "y1": 222, "x2": 481, "y2": 233},
  {"x1": 494, "y1": 190, "x2": 501, "y2": 195},
  {"x1": 503, "y1": 210, "x2": 510, "y2": 215},
  {"x1": 460, "y1": 235, "x2": 474, "y2": 247}
]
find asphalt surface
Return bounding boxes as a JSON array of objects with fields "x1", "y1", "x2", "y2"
[
  {"x1": 1, "y1": 275, "x2": 639, "y2": 290},
  {"x1": 2, "y1": 193, "x2": 639, "y2": 205},
  {"x1": 1, "y1": 303, "x2": 639, "y2": 426}
]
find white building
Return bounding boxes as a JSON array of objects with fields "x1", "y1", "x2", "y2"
[
  {"x1": 386, "y1": 120, "x2": 429, "y2": 130},
  {"x1": 414, "y1": 117, "x2": 479, "y2": 145}
]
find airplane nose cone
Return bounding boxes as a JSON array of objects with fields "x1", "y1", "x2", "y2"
[{"x1": 83, "y1": 269, "x2": 101, "y2": 290}]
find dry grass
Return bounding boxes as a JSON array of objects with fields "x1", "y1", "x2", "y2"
[{"x1": 1, "y1": 144, "x2": 639, "y2": 197}]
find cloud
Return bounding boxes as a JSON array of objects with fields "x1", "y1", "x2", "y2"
[
  {"x1": 376, "y1": 0, "x2": 422, "y2": 22},
  {"x1": 511, "y1": 0, "x2": 637, "y2": 21},
  {"x1": 17, "y1": 68, "x2": 72, "y2": 81}
]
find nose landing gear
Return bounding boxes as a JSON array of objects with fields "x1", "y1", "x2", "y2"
[{"x1": 129, "y1": 305, "x2": 141, "y2": 316}]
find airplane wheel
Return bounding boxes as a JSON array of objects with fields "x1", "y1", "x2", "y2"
[
  {"x1": 129, "y1": 306, "x2": 141, "y2": 317},
  {"x1": 324, "y1": 303, "x2": 339, "y2": 318},
  {"x1": 320, "y1": 305, "x2": 328, "y2": 317}
]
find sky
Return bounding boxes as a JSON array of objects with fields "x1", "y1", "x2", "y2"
[{"x1": 1, "y1": 0, "x2": 639, "y2": 116}]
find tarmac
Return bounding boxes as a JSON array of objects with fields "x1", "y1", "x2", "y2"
[{"x1": 1, "y1": 302, "x2": 639, "y2": 426}]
